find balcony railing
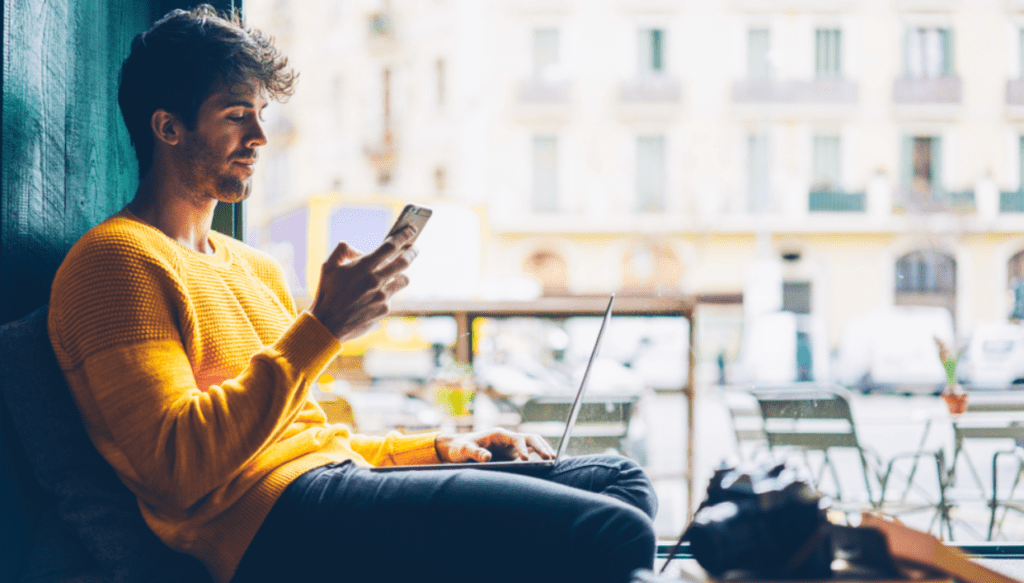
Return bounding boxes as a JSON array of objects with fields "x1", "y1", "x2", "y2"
[
  {"x1": 731, "y1": 78, "x2": 857, "y2": 104},
  {"x1": 519, "y1": 78, "x2": 571, "y2": 103},
  {"x1": 808, "y1": 191, "x2": 865, "y2": 212},
  {"x1": 1000, "y1": 191, "x2": 1024, "y2": 212},
  {"x1": 893, "y1": 76, "x2": 962, "y2": 104},
  {"x1": 620, "y1": 76, "x2": 682, "y2": 103},
  {"x1": 895, "y1": 189, "x2": 975, "y2": 213}
]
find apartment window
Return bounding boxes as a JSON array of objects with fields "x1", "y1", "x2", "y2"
[
  {"x1": 748, "y1": 133, "x2": 770, "y2": 212},
  {"x1": 900, "y1": 135, "x2": 943, "y2": 199},
  {"x1": 906, "y1": 27, "x2": 954, "y2": 78},
  {"x1": 811, "y1": 135, "x2": 841, "y2": 192},
  {"x1": 895, "y1": 250, "x2": 956, "y2": 295},
  {"x1": 637, "y1": 135, "x2": 666, "y2": 212},
  {"x1": 748, "y1": 28, "x2": 771, "y2": 79},
  {"x1": 533, "y1": 28, "x2": 559, "y2": 77},
  {"x1": 639, "y1": 28, "x2": 665, "y2": 74},
  {"x1": 815, "y1": 29, "x2": 842, "y2": 78},
  {"x1": 533, "y1": 135, "x2": 558, "y2": 212}
]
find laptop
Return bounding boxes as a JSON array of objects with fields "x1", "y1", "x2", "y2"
[{"x1": 369, "y1": 294, "x2": 615, "y2": 473}]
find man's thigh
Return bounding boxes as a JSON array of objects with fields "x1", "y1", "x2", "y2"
[{"x1": 235, "y1": 460, "x2": 654, "y2": 583}]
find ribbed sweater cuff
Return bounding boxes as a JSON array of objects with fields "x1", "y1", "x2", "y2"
[
  {"x1": 395, "y1": 432, "x2": 443, "y2": 465},
  {"x1": 271, "y1": 311, "x2": 341, "y2": 379}
]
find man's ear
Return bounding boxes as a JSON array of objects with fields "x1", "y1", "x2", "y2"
[{"x1": 150, "y1": 109, "x2": 184, "y2": 146}]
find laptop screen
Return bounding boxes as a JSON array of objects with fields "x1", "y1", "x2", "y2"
[{"x1": 553, "y1": 294, "x2": 615, "y2": 459}]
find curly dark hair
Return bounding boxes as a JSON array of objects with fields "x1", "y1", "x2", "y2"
[{"x1": 118, "y1": 4, "x2": 297, "y2": 177}]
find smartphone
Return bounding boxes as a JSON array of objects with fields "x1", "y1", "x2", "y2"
[{"x1": 386, "y1": 203, "x2": 432, "y2": 246}]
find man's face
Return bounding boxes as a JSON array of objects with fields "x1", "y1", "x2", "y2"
[{"x1": 177, "y1": 79, "x2": 269, "y2": 204}]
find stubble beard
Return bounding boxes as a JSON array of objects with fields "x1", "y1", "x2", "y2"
[
  {"x1": 214, "y1": 174, "x2": 251, "y2": 204},
  {"x1": 181, "y1": 136, "x2": 252, "y2": 205}
]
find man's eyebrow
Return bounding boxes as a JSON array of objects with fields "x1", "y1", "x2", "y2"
[{"x1": 221, "y1": 100, "x2": 257, "y2": 109}]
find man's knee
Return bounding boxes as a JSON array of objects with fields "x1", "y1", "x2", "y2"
[
  {"x1": 576, "y1": 502, "x2": 656, "y2": 581},
  {"x1": 610, "y1": 456, "x2": 658, "y2": 519}
]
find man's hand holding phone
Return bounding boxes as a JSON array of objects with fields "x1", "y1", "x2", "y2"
[{"x1": 309, "y1": 217, "x2": 423, "y2": 342}]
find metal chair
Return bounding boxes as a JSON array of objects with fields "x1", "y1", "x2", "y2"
[
  {"x1": 722, "y1": 389, "x2": 767, "y2": 461},
  {"x1": 518, "y1": 394, "x2": 638, "y2": 457},
  {"x1": 945, "y1": 394, "x2": 1024, "y2": 540},
  {"x1": 989, "y1": 446, "x2": 1024, "y2": 541},
  {"x1": 751, "y1": 385, "x2": 944, "y2": 521}
]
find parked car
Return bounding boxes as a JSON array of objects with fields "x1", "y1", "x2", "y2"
[
  {"x1": 957, "y1": 322, "x2": 1024, "y2": 390},
  {"x1": 835, "y1": 306, "x2": 954, "y2": 394}
]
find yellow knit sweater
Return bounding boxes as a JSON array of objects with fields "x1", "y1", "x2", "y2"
[{"x1": 48, "y1": 209, "x2": 440, "y2": 583}]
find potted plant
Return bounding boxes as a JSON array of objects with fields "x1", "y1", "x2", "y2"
[{"x1": 935, "y1": 336, "x2": 968, "y2": 415}]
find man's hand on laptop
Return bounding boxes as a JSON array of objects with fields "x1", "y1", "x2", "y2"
[{"x1": 434, "y1": 429, "x2": 556, "y2": 464}]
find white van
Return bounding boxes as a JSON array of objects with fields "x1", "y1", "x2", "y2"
[
  {"x1": 958, "y1": 322, "x2": 1024, "y2": 390},
  {"x1": 835, "y1": 306, "x2": 955, "y2": 394}
]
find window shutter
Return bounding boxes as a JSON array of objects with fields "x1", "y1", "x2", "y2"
[
  {"x1": 941, "y1": 28, "x2": 954, "y2": 76},
  {"x1": 652, "y1": 29, "x2": 663, "y2": 72}
]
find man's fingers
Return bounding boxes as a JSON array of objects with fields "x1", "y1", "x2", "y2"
[
  {"x1": 326, "y1": 241, "x2": 364, "y2": 267},
  {"x1": 325, "y1": 241, "x2": 351, "y2": 266},
  {"x1": 376, "y1": 247, "x2": 418, "y2": 280},
  {"x1": 382, "y1": 274, "x2": 411, "y2": 296},
  {"x1": 525, "y1": 434, "x2": 555, "y2": 459},
  {"x1": 511, "y1": 434, "x2": 531, "y2": 460},
  {"x1": 367, "y1": 226, "x2": 417, "y2": 264}
]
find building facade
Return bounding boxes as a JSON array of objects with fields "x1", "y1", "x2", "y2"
[{"x1": 245, "y1": 0, "x2": 1024, "y2": 379}]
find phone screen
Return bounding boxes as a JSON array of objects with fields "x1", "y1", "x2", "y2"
[{"x1": 387, "y1": 204, "x2": 432, "y2": 244}]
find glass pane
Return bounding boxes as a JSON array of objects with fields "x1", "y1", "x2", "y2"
[
  {"x1": 748, "y1": 133, "x2": 770, "y2": 212},
  {"x1": 812, "y1": 135, "x2": 841, "y2": 191},
  {"x1": 533, "y1": 135, "x2": 558, "y2": 212},
  {"x1": 815, "y1": 29, "x2": 841, "y2": 77},
  {"x1": 533, "y1": 28, "x2": 559, "y2": 76},
  {"x1": 637, "y1": 135, "x2": 666, "y2": 212},
  {"x1": 748, "y1": 29, "x2": 770, "y2": 79}
]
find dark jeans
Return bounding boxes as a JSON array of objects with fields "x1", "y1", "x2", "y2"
[{"x1": 233, "y1": 455, "x2": 658, "y2": 583}]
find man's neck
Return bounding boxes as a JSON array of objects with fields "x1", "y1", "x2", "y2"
[{"x1": 128, "y1": 171, "x2": 219, "y2": 255}]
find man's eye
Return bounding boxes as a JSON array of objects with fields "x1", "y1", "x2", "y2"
[{"x1": 228, "y1": 115, "x2": 245, "y2": 122}]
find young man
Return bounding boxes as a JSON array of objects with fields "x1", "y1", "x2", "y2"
[{"x1": 48, "y1": 6, "x2": 657, "y2": 583}]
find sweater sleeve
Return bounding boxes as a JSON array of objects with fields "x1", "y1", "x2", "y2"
[
  {"x1": 348, "y1": 431, "x2": 441, "y2": 467},
  {"x1": 49, "y1": 234, "x2": 341, "y2": 510}
]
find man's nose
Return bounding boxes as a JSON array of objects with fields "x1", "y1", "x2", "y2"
[{"x1": 247, "y1": 118, "x2": 268, "y2": 148}]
